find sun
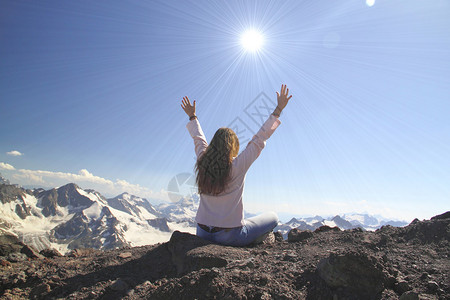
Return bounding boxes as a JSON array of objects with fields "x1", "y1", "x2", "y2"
[{"x1": 240, "y1": 29, "x2": 264, "y2": 52}]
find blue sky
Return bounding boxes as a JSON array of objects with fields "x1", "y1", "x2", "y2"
[{"x1": 1, "y1": 0, "x2": 449, "y2": 221}]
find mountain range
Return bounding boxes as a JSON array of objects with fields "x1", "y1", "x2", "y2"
[
  {"x1": 0, "y1": 175, "x2": 407, "y2": 254},
  {"x1": 0, "y1": 178, "x2": 197, "y2": 254},
  {"x1": 274, "y1": 214, "x2": 408, "y2": 239}
]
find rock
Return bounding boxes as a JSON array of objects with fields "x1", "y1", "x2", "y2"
[
  {"x1": 317, "y1": 251, "x2": 386, "y2": 298},
  {"x1": 315, "y1": 225, "x2": 341, "y2": 233},
  {"x1": 40, "y1": 249, "x2": 62, "y2": 258},
  {"x1": 0, "y1": 259, "x2": 11, "y2": 267},
  {"x1": 287, "y1": 228, "x2": 313, "y2": 243},
  {"x1": 167, "y1": 231, "x2": 213, "y2": 274},
  {"x1": 399, "y1": 291, "x2": 419, "y2": 300},
  {"x1": 147, "y1": 218, "x2": 171, "y2": 232},
  {"x1": 273, "y1": 231, "x2": 284, "y2": 242},
  {"x1": 67, "y1": 248, "x2": 95, "y2": 257},
  {"x1": 12, "y1": 271, "x2": 27, "y2": 284},
  {"x1": 426, "y1": 280, "x2": 439, "y2": 292},
  {"x1": 167, "y1": 231, "x2": 247, "y2": 275},
  {"x1": 395, "y1": 280, "x2": 411, "y2": 294},
  {"x1": 31, "y1": 283, "x2": 51, "y2": 296},
  {"x1": 110, "y1": 279, "x2": 128, "y2": 291},
  {"x1": 0, "y1": 212, "x2": 448, "y2": 299},
  {"x1": 430, "y1": 211, "x2": 450, "y2": 220},
  {"x1": 385, "y1": 275, "x2": 397, "y2": 289},
  {"x1": 0, "y1": 232, "x2": 25, "y2": 256},
  {"x1": 21, "y1": 245, "x2": 43, "y2": 259},
  {"x1": 118, "y1": 251, "x2": 132, "y2": 259},
  {"x1": 7, "y1": 252, "x2": 28, "y2": 262},
  {"x1": 227, "y1": 258, "x2": 256, "y2": 269},
  {"x1": 399, "y1": 213, "x2": 450, "y2": 244}
]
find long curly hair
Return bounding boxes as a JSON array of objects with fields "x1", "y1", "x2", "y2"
[{"x1": 195, "y1": 127, "x2": 239, "y2": 195}]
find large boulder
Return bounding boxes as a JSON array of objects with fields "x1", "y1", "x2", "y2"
[
  {"x1": 287, "y1": 228, "x2": 313, "y2": 242},
  {"x1": 0, "y1": 231, "x2": 43, "y2": 260},
  {"x1": 167, "y1": 231, "x2": 249, "y2": 275},
  {"x1": 0, "y1": 231, "x2": 24, "y2": 256},
  {"x1": 317, "y1": 250, "x2": 386, "y2": 299}
]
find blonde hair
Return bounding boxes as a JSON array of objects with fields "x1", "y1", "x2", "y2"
[{"x1": 195, "y1": 128, "x2": 239, "y2": 195}]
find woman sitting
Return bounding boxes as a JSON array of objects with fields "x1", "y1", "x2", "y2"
[{"x1": 181, "y1": 84, "x2": 292, "y2": 246}]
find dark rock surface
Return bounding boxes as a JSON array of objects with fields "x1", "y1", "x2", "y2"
[
  {"x1": 0, "y1": 183, "x2": 25, "y2": 205},
  {"x1": 38, "y1": 183, "x2": 94, "y2": 217},
  {"x1": 287, "y1": 228, "x2": 313, "y2": 242},
  {"x1": 0, "y1": 212, "x2": 449, "y2": 300},
  {"x1": 148, "y1": 218, "x2": 171, "y2": 232}
]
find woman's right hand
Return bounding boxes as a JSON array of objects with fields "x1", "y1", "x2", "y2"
[{"x1": 276, "y1": 84, "x2": 292, "y2": 111}]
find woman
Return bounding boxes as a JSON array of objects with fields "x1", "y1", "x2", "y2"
[{"x1": 181, "y1": 84, "x2": 292, "y2": 246}]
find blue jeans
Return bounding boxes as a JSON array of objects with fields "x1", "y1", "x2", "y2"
[{"x1": 196, "y1": 212, "x2": 279, "y2": 247}]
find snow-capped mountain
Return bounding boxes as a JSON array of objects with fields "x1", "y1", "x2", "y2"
[
  {"x1": 156, "y1": 193, "x2": 199, "y2": 225},
  {"x1": 107, "y1": 192, "x2": 161, "y2": 220},
  {"x1": 1, "y1": 177, "x2": 408, "y2": 252},
  {"x1": 275, "y1": 214, "x2": 408, "y2": 239},
  {"x1": 342, "y1": 213, "x2": 408, "y2": 231},
  {"x1": 0, "y1": 182, "x2": 196, "y2": 254}
]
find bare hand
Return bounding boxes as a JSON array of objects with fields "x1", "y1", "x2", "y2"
[
  {"x1": 276, "y1": 84, "x2": 292, "y2": 111},
  {"x1": 181, "y1": 96, "x2": 196, "y2": 117}
]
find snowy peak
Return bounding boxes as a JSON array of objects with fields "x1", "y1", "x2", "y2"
[
  {"x1": 156, "y1": 194, "x2": 199, "y2": 225},
  {"x1": 276, "y1": 214, "x2": 408, "y2": 239},
  {"x1": 0, "y1": 183, "x2": 26, "y2": 205},
  {"x1": 1, "y1": 181, "x2": 197, "y2": 253},
  {"x1": 330, "y1": 215, "x2": 355, "y2": 230},
  {"x1": 342, "y1": 213, "x2": 408, "y2": 230},
  {"x1": 37, "y1": 183, "x2": 97, "y2": 217},
  {"x1": 343, "y1": 213, "x2": 379, "y2": 227},
  {"x1": 107, "y1": 192, "x2": 160, "y2": 220}
]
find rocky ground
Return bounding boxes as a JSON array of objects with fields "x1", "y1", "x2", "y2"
[{"x1": 0, "y1": 212, "x2": 449, "y2": 300}]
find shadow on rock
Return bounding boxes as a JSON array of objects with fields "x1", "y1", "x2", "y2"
[
  {"x1": 47, "y1": 242, "x2": 177, "y2": 299},
  {"x1": 168, "y1": 231, "x2": 249, "y2": 276}
]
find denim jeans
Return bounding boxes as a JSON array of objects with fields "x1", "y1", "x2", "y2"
[{"x1": 196, "y1": 212, "x2": 279, "y2": 247}]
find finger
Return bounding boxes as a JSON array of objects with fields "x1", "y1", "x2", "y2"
[
  {"x1": 276, "y1": 91, "x2": 280, "y2": 97},
  {"x1": 193, "y1": 100, "x2": 196, "y2": 108},
  {"x1": 287, "y1": 95, "x2": 292, "y2": 101},
  {"x1": 286, "y1": 88, "x2": 289, "y2": 95},
  {"x1": 280, "y1": 84, "x2": 284, "y2": 94}
]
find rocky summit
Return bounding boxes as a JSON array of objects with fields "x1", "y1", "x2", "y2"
[{"x1": 0, "y1": 212, "x2": 449, "y2": 300}]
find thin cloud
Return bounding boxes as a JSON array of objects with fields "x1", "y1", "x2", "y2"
[
  {"x1": 6, "y1": 150, "x2": 23, "y2": 156},
  {"x1": 0, "y1": 162, "x2": 16, "y2": 170},
  {"x1": 11, "y1": 167, "x2": 169, "y2": 202}
]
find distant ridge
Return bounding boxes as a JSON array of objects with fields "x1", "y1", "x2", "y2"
[{"x1": 1, "y1": 178, "x2": 408, "y2": 253}]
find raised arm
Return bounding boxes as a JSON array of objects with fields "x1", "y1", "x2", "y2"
[
  {"x1": 181, "y1": 96, "x2": 197, "y2": 121},
  {"x1": 182, "y1": 96, "x2": 208, "y2": 158},
  {"x1": 272, "y1": 84, "x2": 292, "y2": 117},
  {"x1": 233, "y1": 84, "x2": 292, "y2": 174}
]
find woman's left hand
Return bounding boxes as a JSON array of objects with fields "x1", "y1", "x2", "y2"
[{"x1": 181, "y1": 96, "x2": 196, "y2": 118}]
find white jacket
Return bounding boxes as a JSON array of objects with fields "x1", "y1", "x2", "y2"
[{"x1": 186, "y1": 114, "x2": 281, "y2": 227}]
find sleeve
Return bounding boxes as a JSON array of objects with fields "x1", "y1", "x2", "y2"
[
  {"x1": 233, "y1": 114, "x2": 281, "y2": 175},
  {"x1": 186, "y1": 118, "x2": 208, "y2": 158}
]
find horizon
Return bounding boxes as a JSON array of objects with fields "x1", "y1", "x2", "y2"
[
  {"x1": 0, "y1": 174, "x2": 435, "y2": 224},
  {"x1": 1, "y1": 1, "x2": 449, "y2": 223}
]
